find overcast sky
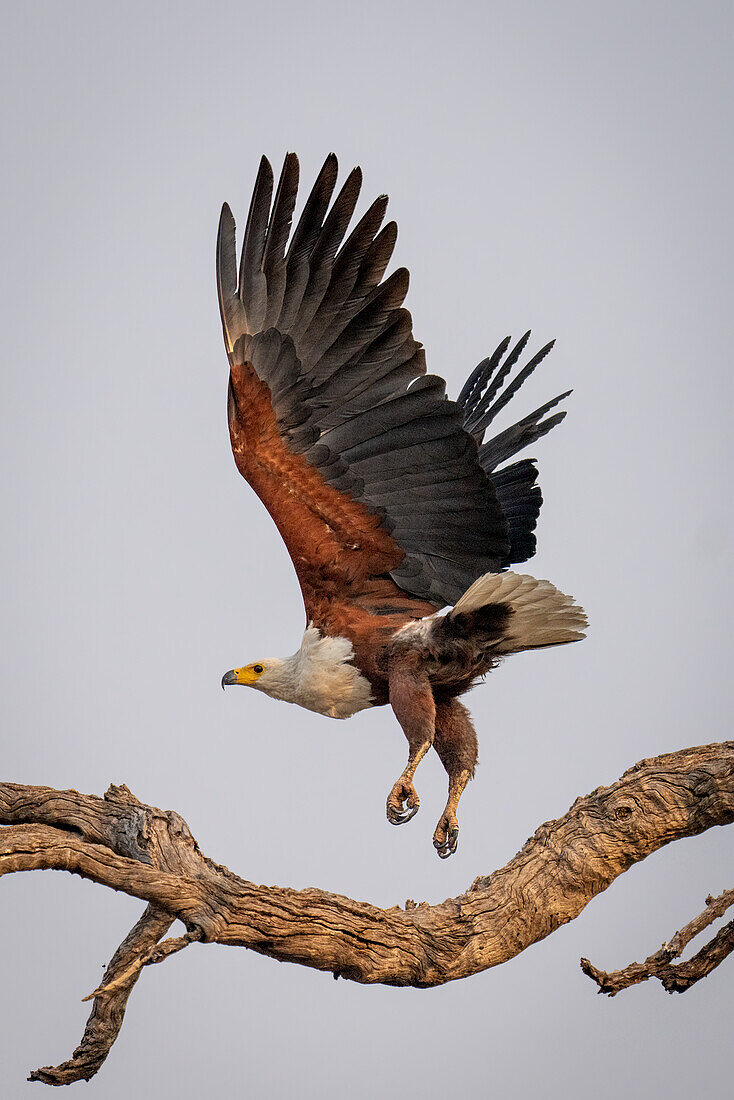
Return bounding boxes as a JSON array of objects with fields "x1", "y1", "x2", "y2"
[{"x1": 2, "y1": 1, "x2": 732, "y2": 1096}]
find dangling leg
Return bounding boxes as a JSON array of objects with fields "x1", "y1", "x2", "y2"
[
  {"x1": 432, "y1": 698, "x2": 478, "y2": 858},
  {"x1": 385, "y1": 662, "x2": 436, "y2": 826}
]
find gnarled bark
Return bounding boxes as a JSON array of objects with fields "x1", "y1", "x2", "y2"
[{"x1": 1, "y1": 740, "x2": 732, "y2": 1086}]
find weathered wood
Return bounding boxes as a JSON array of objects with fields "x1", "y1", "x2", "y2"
[
  {"x1": 28, "y1": 905, "x2": 174, "y2": 1086},
  {"x1": 581, "y1": 887, "x2": 734, "y2": 995},
  {"x1": 2, "y1": 741, "x2": 732, "y2": 1085}
]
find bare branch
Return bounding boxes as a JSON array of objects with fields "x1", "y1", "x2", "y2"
[
  {"x1": 83, "y1": 925, "x2": 203, "y2": 1002},
  {"x1": 581, "y1": 888, "x2": 734, "y2": 996},
  {"x1": 28, "y1": 905, "x2": 174, "y2": 1086},
  {"x1": 661, "y1": 920, "x2": 734, "y2": 992},
  {"x1": 1, "y1": 740, "x2": 732, "y2": 1085}
]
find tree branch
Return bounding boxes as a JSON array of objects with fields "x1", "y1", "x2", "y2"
[
  {"x1": 82, "y1": 923, "x2": 203, "y2": 1002},
  {"x1": 580, "y1": 888, "x2": 734, "y2": 995},
  {"x1": 28, "y1": 904, "x2": 174, "y2": 1086},
  {"x1": 2, "y1": 741, "x2": 733, "y2": 1085}
]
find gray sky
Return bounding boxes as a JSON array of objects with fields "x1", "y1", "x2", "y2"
[{"x1": 2, "y1": 1, "x2": 732, "y2": 1096}]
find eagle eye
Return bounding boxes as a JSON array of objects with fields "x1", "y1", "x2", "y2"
[{"x1": 253, "y1": 664, "x2": 264, "y2": 675}]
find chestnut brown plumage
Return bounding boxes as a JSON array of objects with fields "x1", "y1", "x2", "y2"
[{"x1": 218, "y1": 154, "x2": 587, "y2": 856}]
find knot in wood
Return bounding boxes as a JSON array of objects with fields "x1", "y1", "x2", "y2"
[{"x1": 603, "y1": 795, "x2": 641, "y2": 837}]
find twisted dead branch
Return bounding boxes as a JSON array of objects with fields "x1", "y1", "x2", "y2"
[
  {"x1": 1, "y1": 740, "x2": 732, "y2": 1085},
  {"x1": 581, "y1": 887, "x2": 734, "y2": 995}
]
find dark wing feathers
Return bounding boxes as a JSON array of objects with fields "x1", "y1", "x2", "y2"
[
  {"x1": 301, "y1": 219, "x2": 397, "y2": 373},
  {"x1": 239, "y1": 155, "x2": 273, "y2": 333},
  {"x1": 463, "y1": 331, "x2": 532, "y2": 439},
  {"x1": 277, "y1": 154, "x2": 338, "y2": 332},
  {"x1": 455, "y1": 336, "x2": 572, "y2": 566},
  {"x1": 301, "y1": 199, "x2": 390, "y2": 353},
  {"x1": 261, "y1": 153, "x2": 299, "y2": 329},
  {"x1": 216, "y1": 204, "x2": 239, "y2": 347},
  {"x1": 455, "y1": 336, "x2": 511, "y2": 416},
  {"x1": 219, "y1": 153, "x2": 570, "y2": 608},
  {"x1": 478, "y1": 395, "x2": 570, "y2": 473},
  {"x1": 290, "y1": 166, "x2": 362, "y2": 343},
  {"x1": 489, "y1": 460, "x2": 542, "y2": 566},
  {"x1": 468, "y1": 339, "x2": 555, "y2": 439}
]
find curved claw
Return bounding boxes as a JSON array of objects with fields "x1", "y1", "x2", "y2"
[
  {"x1": 433, "y1": 814, "x2": 459, "y2": 858},
  {"x1": 387, "y1": 802, "x2": 420, "y2": 826},
  {"x1": 386, "y1": 778, "x2": 420, "y2": 826}
]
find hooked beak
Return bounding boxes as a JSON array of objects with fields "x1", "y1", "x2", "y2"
[{"x1": 221, "y1": 670, "x2": 239, "y2": 690}]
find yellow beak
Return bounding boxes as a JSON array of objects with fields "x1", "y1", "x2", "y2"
[{"x1": 221, "y1": 667, "x2": 259, "y2": 688}]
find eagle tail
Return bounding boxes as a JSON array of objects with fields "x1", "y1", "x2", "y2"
[{"x1": 449, "y1": 571, "x2": 588, "y2": 653}]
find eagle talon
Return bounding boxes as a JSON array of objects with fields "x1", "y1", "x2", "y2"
[
  {"x1": 433, "y1": 814, "x2": 459, "y2": 858},
  {"x1": 386, "y1": 779, "x2": 420, "y2": 826}
]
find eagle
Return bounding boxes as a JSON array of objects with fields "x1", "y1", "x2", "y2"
[{"x1": 219, "y1": 154, "x2": 587, "y2": 857}]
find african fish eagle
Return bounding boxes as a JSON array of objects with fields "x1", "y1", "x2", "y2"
[{"x1": 219, "y1": 154, "x2": 587, "y2": 857}]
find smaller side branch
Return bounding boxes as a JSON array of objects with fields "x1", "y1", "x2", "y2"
[
  {"x1": 28, "y1": 905, "x2": 175, "y2": 1087},
  {"x1": 581, "y1": 888, "x2": 734, "y2": 996},
  {"x1": 83, "y1": 926, "x2": 203, "y2": 1002},
  {"x1": 660, "y1": 920, "x2": 734, "y2": 993}
]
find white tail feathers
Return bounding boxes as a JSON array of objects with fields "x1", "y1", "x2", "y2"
[{"x1": 449, "y1": 571, "x2": 588, "y2": 653}]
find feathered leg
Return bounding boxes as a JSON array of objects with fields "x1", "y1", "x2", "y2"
[
  {"x1": 432, "y1": 698, "x2": 478, "y2": 858},
  {"x1": 386, "y1": 662, "x2": 435, "y2": 826}
]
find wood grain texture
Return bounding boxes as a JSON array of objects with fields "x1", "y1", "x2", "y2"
[{"x1": 1, "y1": 742, "x2": 732, "y2": 1085}]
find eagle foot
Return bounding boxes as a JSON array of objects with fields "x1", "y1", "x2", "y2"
[
  {"x1": 433, "y1": 811, "x2": 459, "y2": 859},
  {"x1": 386, "y1": 777, "x2": 420, "y2": 825}
]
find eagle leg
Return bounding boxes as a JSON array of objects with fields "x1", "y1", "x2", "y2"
[
  {"x1": 386, "y1": 662, "x2": 436, "y2": 827},
  {"x1": 431, "y1": 698, "x2": 478, "y2": 858}
]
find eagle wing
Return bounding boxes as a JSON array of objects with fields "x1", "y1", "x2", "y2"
[{"x1": 217, "y1": 154, "x2": 521, "y2": 626}]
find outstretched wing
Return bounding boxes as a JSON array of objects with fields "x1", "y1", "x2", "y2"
[{"x1": 218, "y1": 153, "x2": 513, "y2": 619}]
